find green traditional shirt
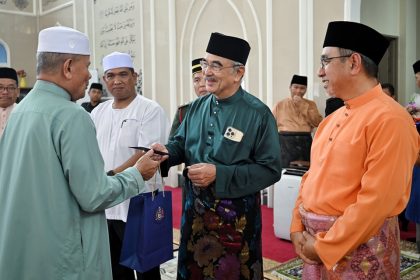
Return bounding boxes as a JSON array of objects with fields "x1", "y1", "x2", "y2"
[
  {"x1": 167, "y1": 87, "x2": 282, "y2": 198},
  {"x1": 0, "y1": 80, "x2": 145, "y2": 280}
]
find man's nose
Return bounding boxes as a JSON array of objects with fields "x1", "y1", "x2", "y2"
[
  {"x1": 203, "y1": 67, "x2": 214, "y2": 75},
  {"x1": 113, "y1": 77, "x2": 123, "y2": 84},
  {"x1": 317, "y1": 67, "x2": 325, "y2": 78}
]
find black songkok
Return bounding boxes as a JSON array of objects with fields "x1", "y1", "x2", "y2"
[
  {"x1": 206, "y1": 32, "x2": 251, "y2": 65},
  {"x1": 290, "y1": 75, "x2": 307, "y2": 86},
  {"x1": 323, "y1": 21, "x2": 389, "y2": 66},
  {"x1": 192, "y1": 58, "x2": 203, "y2": 74},
  {"x1": 0, "y1": 67, "x2": 18, "y2": 84}
]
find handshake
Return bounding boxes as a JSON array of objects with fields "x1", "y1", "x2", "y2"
[{"x1": 134, "y1": 144, "x2": 169, "y2": 181}]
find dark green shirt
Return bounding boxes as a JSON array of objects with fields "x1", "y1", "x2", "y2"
[{"x1": 167, "y1": 87, "x2": 281, "y2": 198}]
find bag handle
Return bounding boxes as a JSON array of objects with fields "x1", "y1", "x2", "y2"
[{"x1": 151, "y1": 166, "x2": 166, "y2": 200}]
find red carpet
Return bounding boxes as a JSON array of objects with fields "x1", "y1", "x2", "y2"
[
  {"x1": 261, "y1": 204, "x2": 297, "y2": 262},
  {"x1": 166, "y1": 186, "x2": 297, "y2": 263}
]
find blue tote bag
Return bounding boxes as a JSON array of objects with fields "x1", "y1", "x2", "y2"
[{"x1": 120, "y1": 190, "x2": 174, "y2": 272}]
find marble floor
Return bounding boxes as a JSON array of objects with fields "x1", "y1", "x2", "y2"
[{"x1": 160, "y1": 251, "x2": 178, "y2": 280}]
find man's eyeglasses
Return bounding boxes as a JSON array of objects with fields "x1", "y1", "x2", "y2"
[
  {"x1": 104, "y1": 71, "x2": 131, "y2": 82},
  {"x1": 320, "y1": 54, "x2": 352, "y2": 68},
  {"x1": 0, "y1": 86, "x2": 17, "y2": 93},
  {"x1": 200, "y1": 61, "x2": 237, "y2": 73}
]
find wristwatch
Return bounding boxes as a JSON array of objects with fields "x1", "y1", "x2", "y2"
[{"x1": 106, "y1": 170, "x2": 115, "y2": 176}]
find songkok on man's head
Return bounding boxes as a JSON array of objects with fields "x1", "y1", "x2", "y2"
[
  {"x1": 291, "y1": 75, "x2": 307, "y2": 86},
  {"x1": 206, "y1": 32, "x2": 251, "y2": 65},
  {"x1": 103, "y1": 52, "x2": 134, "y2": 72},
  {"x1": 89, "y1": 83, "x2": 103, "y2": 91},
  {"x1": 0, "y1": 67, "x2": 18, "y2": 84},
  {"x1": 37, "y1": 26, "x2": 90, "y2": 55},
  {"x1": 323, "y1": 21, "x2": 389, "y2": 66},
  {"x1": 413, "y1": 60, "x2": 420, "y2": 74},
  {"x1": 192, "y1": 58, "x2": 203, "y2": 74}
]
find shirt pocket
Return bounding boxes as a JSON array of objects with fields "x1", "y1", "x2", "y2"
[
  {"x1": 212, "y1": 135, "x2": 248, "y2": 164},
  {"x1": 119, "y1": 119, "x2": 140, "y2": 148}
]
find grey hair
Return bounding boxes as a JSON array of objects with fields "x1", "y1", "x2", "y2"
[
  {"x1": 231, "y1": 60, "x2": 245, "y2": 81},
  {"x1": 232, "y1": 61, "x2": 244, "y2": 70},
  {"x1": 36, "y1": 52, "x2": 80, "y2": 75},
  {"x1": 338, "y1": 48, "x2": 378, "y2": 78}
]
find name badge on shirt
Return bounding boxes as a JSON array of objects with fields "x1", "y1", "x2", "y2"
[{"x1": 224, "y1": 126, "x2": 243, "y2": 142}]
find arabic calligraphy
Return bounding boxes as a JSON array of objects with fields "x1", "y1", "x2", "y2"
[
  {"x1": 99, "y1": 2, "x2": 135, "y2": 17},
  {"x1": 100, "y1": 18, "x2": 135, "y2": 35},
  {"x1": 99, "y1": 35, "x2": 136, "y2": 49},
  {"x1": 96, "y1": 1, "x2": 139, "y2": 59}
]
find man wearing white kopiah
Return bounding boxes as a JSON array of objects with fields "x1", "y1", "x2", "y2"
[
  {"x1": 0, "y1": 26, "x2": 164, "y2": 280},
  {"x1": 91, "y1": 51, "x2": 170, "y2": 280}
]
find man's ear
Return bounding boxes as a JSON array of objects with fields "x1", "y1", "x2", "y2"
[
  {"x1": 235, "y1": 66, "x2": 245, "y2": 82},
  {"x1": 15, "y1": 87, "x2": 20, "y2": 99},
  {"x1": 132, "y1": 71, "x2": 138, "y2": 80},
  {"x1": 350, "y1": 53, "x2": 362, "y2": 73},
  {"x1": 63, "y1": 58, "x2": 72, "y2": 79}
]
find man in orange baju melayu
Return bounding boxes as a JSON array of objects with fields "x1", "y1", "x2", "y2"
[{"x1": 290, "y1": 21, "x2": 420, "y2": 279}]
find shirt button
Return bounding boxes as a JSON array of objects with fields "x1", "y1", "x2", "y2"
[
  {"x1": 336, "y1": 124, "x2": 340, "y2": 127},
  {"x1": 345, "y1": 113, "x2": 349, "y2": 117},
  {"x1": 329, "y1": 138, "x2": 333, "y2": 141},
  {"x1": 210, "y1": 123, "x2": 213, "y2": 127},
  {"x1": 213, "y1": 111, "x2": 217, "y2": 114}
]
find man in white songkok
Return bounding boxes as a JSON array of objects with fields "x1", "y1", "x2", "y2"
[{"x1": 91, "y1": 51, "x2": 170, "y2": 280}]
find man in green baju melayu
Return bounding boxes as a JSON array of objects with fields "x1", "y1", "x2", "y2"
[
  {"x1": 0, "y1": 26, "x2": 163, "y2": 280},
  {"x1": 153, "y1": 32, "x2": 282, "y2": 280}
]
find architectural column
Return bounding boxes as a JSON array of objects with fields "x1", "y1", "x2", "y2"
[{"x1": 299, "y1": 0, "x2": 314, "y2": 99}]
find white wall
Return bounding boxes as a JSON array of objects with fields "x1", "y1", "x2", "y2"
[
  {"x1": 361, "y1": 0, "x2": 418, "y2": 105},
  {"x1": 361, "y1": 0, "x2": 399, "y2": 36}
]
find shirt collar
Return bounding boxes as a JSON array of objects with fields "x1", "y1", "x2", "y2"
[
  {"x1": 0, "y1": 103, "x2": 16, "y2": 111},
  {"x1": 343, "y1": 84, "x2": 382, "y2": 110},
  {"x1": 211, "y1": 87, "x2": 244, "y2": 105},
  {"x1": 33, "y1": 80, "x2": 72, "y2": 101}
]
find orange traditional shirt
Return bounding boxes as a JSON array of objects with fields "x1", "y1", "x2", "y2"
[
  {"x1": 290, "y1": 84, "x2": 420, "y2": 269},
  {"x1": 272, "y1": 97, "x2": 322, "y2": 132}
]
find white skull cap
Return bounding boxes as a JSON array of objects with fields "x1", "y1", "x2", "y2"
[
  {"x1": 102, "y1": 52, "x2": 134, "y2": 72},
  {"x1": 37, "y1": 26, "x2": 90, "y2": 55}
]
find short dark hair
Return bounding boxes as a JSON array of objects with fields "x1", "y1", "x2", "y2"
[{"x1": 338, "y1": 48, "x2": 378, "y2": 78}]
